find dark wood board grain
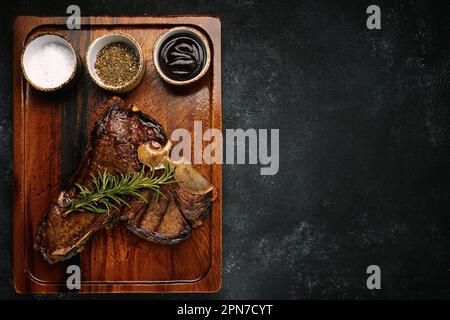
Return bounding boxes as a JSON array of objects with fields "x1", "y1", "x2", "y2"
[{"x1": 13, "y1": 16, "x2": 222, "y2": 294}]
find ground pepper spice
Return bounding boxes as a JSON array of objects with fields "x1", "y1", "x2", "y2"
[{"x1": 95, "y1": 42, "x2": 139, "y2": 86}]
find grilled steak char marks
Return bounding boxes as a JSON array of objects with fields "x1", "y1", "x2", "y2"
[
  {"x1": 126, "y1": 187, "x2": 192, "y2": 244},
  {"x1": 34, "y1": 97, "x2": 213, "y2": 265},
  {"x1": 174, "y1": 186, "x2": 211, "y2": 228}
]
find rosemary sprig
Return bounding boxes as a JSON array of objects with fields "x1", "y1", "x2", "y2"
[{"x1": 62, "y1": 162, "x2": 175, "y2": 217}]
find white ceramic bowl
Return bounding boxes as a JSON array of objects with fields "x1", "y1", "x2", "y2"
[
  {"x1": 86, "y1": 33, "x2": 145, "y2": 93},
  {"x1": 153, "y1": 27, "x2": 211, "y2": 86},
  {"x1": 21, "y1": 33, "x2": 80, "y2": 92}
]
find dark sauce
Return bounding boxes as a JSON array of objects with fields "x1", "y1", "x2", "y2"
[{"x1": 158, "y1": 33, "x2": 206, "y2": 81}]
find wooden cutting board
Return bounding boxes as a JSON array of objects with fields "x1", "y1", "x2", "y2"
[{"x1": 13, "y1": 16, "x2": 222, "y2": 294}]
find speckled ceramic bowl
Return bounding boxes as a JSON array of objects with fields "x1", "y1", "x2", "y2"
[
  {"x1": 21, "y1": 33, "x2": 80, "y2": 92},
  {"x1": 86, "y1": 33, "x2": 145, "y2": 93},
  {"x1": 153, "y1": 26, "x2": 211, "y2": 86}
]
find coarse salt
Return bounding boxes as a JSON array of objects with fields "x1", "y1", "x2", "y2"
[{"x1": 26, "y1": 42, "x2": 75, "y2": 88}]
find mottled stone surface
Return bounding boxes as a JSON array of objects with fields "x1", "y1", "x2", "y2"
[{"x1": 1, "y1": 0, "x2": 450, "y2": 299}]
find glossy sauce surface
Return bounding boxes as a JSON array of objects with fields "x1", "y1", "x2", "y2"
[{"x1": 158, "y1": 33, "x2": 206, "y2": 81}]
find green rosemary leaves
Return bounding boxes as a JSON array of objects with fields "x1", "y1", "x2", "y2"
[{"x1": 62, "y1": 163, "x2": 175, "y2": 217}]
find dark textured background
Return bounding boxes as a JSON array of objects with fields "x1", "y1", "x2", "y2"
[{"x1": 1, "y1": 0, "x2": 450, "y2": 299}]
